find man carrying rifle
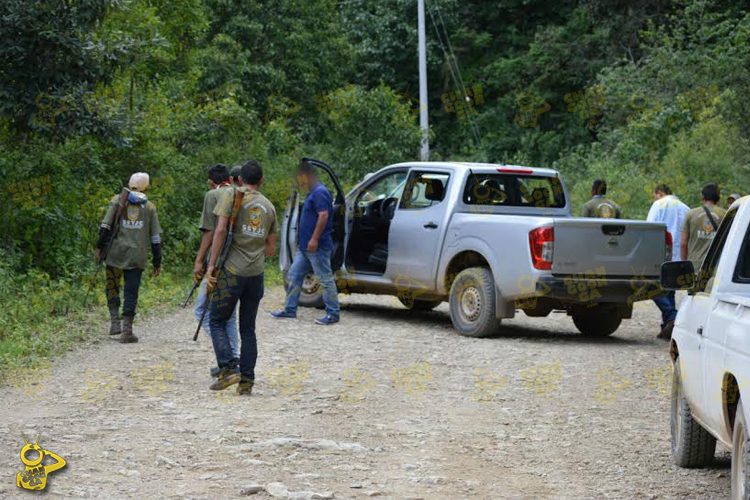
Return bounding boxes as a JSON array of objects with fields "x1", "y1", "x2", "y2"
[
  {"x1": 192, "y1": 164, "x2": 239, "y2": 375},
  {"x1": 206, "y1": 160, "x2": 277, "y2": 393},
  {"x1": 96, "y1": 173, "x2": 162, "y2": 343}
]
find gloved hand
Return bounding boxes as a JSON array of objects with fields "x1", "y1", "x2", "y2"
[{"x1": 206, "y1": 266, "x2": 217, "y2": 293}]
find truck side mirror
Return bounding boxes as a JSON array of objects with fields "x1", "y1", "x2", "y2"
[{"x1": 661, "y1": 261, "x2": 696, "y2": 290}]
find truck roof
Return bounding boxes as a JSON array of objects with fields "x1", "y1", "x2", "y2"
[
  {"x1": 731, "y1": 195, "x2": 750, "y2": 209},
  {"x1": 387, "y1": 161, "x2": 560, "y2": 177}
]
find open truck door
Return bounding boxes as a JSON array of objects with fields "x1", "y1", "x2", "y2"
[{"x1": 279, "y1": 158, "x2": 346, "y2": 307}]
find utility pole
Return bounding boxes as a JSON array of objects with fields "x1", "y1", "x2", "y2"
[{"x1": 417, "y1": 0, "x2": 429, "y2": 161}]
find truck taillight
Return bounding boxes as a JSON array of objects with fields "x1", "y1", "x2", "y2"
[
  {"x1": 665, "y1": 230, "x2": 673, "y2": 261},
  {"x1": 529, "y1": 226, "x2": 554, "y2": 270}
]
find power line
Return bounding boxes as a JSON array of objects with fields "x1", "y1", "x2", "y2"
[{"x1": 427, "y1": 2, "x2": 482, "y2": 148}]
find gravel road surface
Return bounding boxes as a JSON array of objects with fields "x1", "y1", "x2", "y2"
[{"x1": 0, "y1": 288, "x2": 731, "y2": 498}]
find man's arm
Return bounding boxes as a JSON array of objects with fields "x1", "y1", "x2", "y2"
[
  {"x1": 265, "y1": 232, "x2": 278, "y2": 257},
  {"x1": 680, "y1": 233, "x2": 689, "y2": 261},
  {"x1": 307, "y1": 211, "x2": 329, "y2": 252},
  {"x1": 207, "y1": 216, "x2": 229, "y2": 270},
  {"x1": 680, "y1": 218, "x2": 690, "y2": 261},
  {"x1": 150, "y1": 206, "x2": 162, "y2": 276},
  {"x1": 193, "y1": 229, "x2": 214, "y2": 279}
]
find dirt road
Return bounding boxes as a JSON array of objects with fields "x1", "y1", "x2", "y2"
[{"x1": 0, "y1": 288, "x2": 731, "y2": 498}]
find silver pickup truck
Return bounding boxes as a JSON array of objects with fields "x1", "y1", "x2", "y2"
[{"x1": 280, "y1": 158, "x2": 670, "y2": 338}]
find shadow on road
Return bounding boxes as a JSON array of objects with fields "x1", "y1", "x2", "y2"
[{"x1": 340, "y1": 301, "x2": 652, "y2": 346}]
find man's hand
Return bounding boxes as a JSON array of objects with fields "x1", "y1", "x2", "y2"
[
  {"x1": 193, "y1": 261, "x2": 205, "y2": 283},
  {"x1": 153, "y1": 267, "x2": 161, "y2": 278},
  {"x1": 206, "y1": 266, "x2": 217, "y2": 293},
  {"x1": 307, "y1": 238, "x2": 319, "y2": 253}
]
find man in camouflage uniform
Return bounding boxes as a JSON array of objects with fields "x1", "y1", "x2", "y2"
[
  {"x1": 96, "y1": 172, "x2": 162, "y2": 343},
  {"x1": 206, "y1": 160, "x2": 278, "y2": 394},
  {"x1": 681, "y1": 182, "x2": 726, "y2": 270},
  {"x1": 193, "y1": 164, "x2": 239, "y2": 374},
  {"x1": 581, "y1": 179, "x2": 621, "y2": 219}
]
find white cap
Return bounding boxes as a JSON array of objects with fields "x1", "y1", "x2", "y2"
[{"x1": 128, "y1": 172, "x2": 150, "y2": 192}]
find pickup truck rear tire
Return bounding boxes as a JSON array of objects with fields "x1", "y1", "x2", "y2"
[
  {"x1": 671, "y1": 362, "x2": 716, "y2": 467},
  {"x1": 571, "y1": 307, "x2": 622, "y2": 337},
  {"x1": 399, "y1": 298, "x2": 442, "y2": 311},
  {"x1": 732, "y1": 400, "x2": 749, "y2": 499},
  {"x1": 449, "y1": 267, "x2": 501, "y2": 337}
]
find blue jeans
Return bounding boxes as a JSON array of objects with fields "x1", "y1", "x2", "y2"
[
  {"x1": 194, "y1": 279, "x2": 239, "y2": 358},
  {"x1": 106, "y1": 267, "x2": 142, "y2": 317},
  {"x1": 210, "y1": 270, "x2": 264, "y2": 380},
  {"x1": 653, "y1": 291, "x2": 677, "y2": 328},
  {"x1": 284, "y1": 248, "x2": 340, "y2": 318}
]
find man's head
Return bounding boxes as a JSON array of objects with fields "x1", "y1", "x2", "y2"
[
  {"x1": 728, "y1": 193, "x2": 741, "y2": 207},
  {"x1": 129, "y1": 172, "x2": 150, "y2": 192},
  {"x1": 296, "y1": 160, "x2": 317, "y2": 191},
  {"x1": 701, "y1": 182, "x2": 720, "y2": 204},
  {"x1": 241, "y1": 160, "x2": 263, "y2": 187},
  {"x1": 207, "y1": 164, "x2": 229, "y2": 189},
  {"x1": 229, "y1": 165, "x2": 243, "y2": 186},
  {"x1": 653, "y1": 184, "x2": 672, "y2": 201},
  {"x1": 592, "y1": 179, "x2": 607, "y2": 197}
]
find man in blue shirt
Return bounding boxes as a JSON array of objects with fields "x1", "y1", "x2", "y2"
[
  {"x1": 271, "y1": 161, "x2": 340, "y2": 324},
  {"x1": 647, "y1": 183, "x2": 689, "y2": 340}
]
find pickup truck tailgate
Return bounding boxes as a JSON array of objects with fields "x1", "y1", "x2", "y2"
[{"x1": 552, "y1": 219, "x2": 665, "y2": 278}]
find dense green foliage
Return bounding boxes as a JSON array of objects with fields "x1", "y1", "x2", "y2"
[{"x1": 1, "y1": 0, "x2": 749, "y2": 371}]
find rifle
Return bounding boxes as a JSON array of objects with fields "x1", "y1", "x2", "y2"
[
  {"x1": 193, "y1": 189, "x2": 245, "y2": 341},
  {"x1": 83, "y1": 188, "x2": 130, "y2": 308},
  {"x1": 181, "y1": 280, "x2": 200, "y2": 308}
]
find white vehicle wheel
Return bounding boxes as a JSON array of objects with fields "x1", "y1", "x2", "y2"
[
  {"x1": 671, "y1": 361, "x2": 716, "y2": 467},
  {"x1": 732, "y1": 400, "x2": 749, "y2": 499}
]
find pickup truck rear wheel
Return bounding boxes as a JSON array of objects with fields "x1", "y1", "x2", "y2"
[
  {"x1": 449, "y1": 267, "x2": 500, "y2": 337},
  {"x1": 671, "y1": 362, "x2": 716, "y2": 467},
  {"x1": 283, "y1": 272, "x2": 324, "y2": 309},
  {"x1": 732, "y1": 400, "x2": 749, "y2": 499},
  {"x1": 571, "y1": 306, "x2": 622, "y2": 337}
]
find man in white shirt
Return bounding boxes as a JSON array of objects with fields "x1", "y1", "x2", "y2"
[{"x1": 647, "y1": 184, "x2": 690, "y2": 340}]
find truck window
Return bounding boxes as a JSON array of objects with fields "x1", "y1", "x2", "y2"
[
  {"x1": 356, "y1": 171, "x2": 407, "y2": 208},
  {"x1": 733, "y1": 216, "x2": 750, "y2": 283},
  {"x1": 463, "y1": 173, "x2": 565, "y2": 208},
  {"x1": 697, "y1": 208, "x2": 737, "y2": 292},
  {"x1": 400, "y1": 172, "x2": 450, "y2": 209}
]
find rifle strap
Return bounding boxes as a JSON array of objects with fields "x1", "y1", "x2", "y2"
[{"x1": 701, "y1": 205, "x2": 719, "y2": 231}]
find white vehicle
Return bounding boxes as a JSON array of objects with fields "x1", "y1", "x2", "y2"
[
  {"x1": 281, "y1": 158, "x2": 670, "y2": 338},
  {"x1": 662, "y1": 196, "x2": 750, "y2": 498}
]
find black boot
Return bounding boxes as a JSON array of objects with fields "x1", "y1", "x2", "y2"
[
  {"x1": 108, "y1": 307, "x2": 121, "y2": 336},
  {"x1": 119, "y1": 316, "x2": 139, "y2": 343}
]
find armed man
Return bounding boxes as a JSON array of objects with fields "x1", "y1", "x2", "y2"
[
  {"x1": 206, "y1": 160, "x2": 278, "y2": 394},
  {"x1": 681, "y1": 182, "x2": 726, "y2": 270},
  {"x1": 193, "y1": 164, "x2": 239, "y2": 376},
  {"x1": 96, "y1": 173, "x2": 162, "y2": 343},
  {"x1": 581, "y1": 179, "x2": 621, "y2": 218}
]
